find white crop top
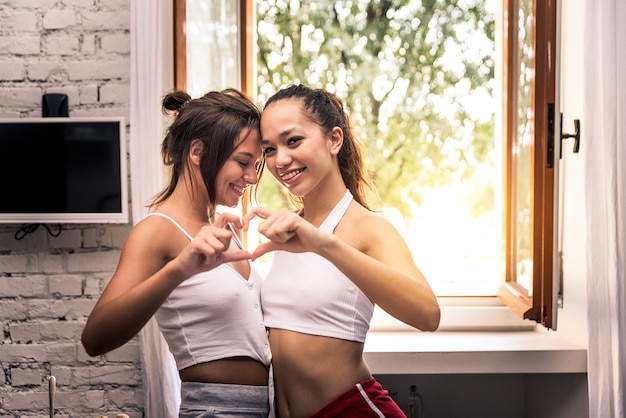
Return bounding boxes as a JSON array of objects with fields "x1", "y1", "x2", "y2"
[
  {"x1": 147, "y1": 212, "x2": 271, "y2": 371},
  {"x1": 261, "y1": 190, "x2": 375, "y2": 343}
]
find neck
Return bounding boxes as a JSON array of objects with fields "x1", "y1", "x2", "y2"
[
  {"x1": 301, "y1": 184, "x2": 348, "y2": 226},
  {"x1": 161, "y1": 181, "x2": 212, "y2": 224}
]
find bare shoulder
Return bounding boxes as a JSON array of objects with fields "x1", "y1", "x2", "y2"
[
  {"x1": 336, "y1": 202, "x2": 402, "y2": 252},
  {"x1": 122, "y1": 214, "x2": 188, "y2": 263}
]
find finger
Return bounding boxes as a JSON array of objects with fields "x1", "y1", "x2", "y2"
[
  {"x1": 259, "y1": 227, "x2": 296, "y2": 244},
  {"x1": 242, "y1": 206, "x2": 274, "y2": 230},
  {"x1": 258, "y1": 214, "x2": 298, "y2": 243},
  {"x1": 198, "y1": 223, "x2": 234, "y2": 245},
  {"x1": 250, "y1": 240, "x2": 282, "y2": 260},
  {"x1": 244, "y1": 206, "x2": 273, "y2": 222},
  {"x1": 195, "y1": 230, "x2": 231, "y2": 257},
  {"x1": 221, "y1": 249, "x2": 252, "y2": 264},
  {"x1": 192, "y1": 240, "x2": 250, "y2": 271},
  {"x1": 254, "y1": 210, "x2": 286, "y2": 235},
  {"x1": 213, "y1": 212, "x2": 242, "y2": 229}
]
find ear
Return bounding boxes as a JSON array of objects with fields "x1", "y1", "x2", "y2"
[
  {"x1": 189, "y1": 139, "x2": 204, "y2": 166},
  {"x1": 328, "y1": 126, "x2": 344, "y2": 156}
]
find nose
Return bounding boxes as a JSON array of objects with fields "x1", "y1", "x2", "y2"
[
  {"x1": 243, "y1": 165, "x2": 258, "y2": 185},
  {"x1": 274, "y1": 147, "x2": 291, "y2": 170}
]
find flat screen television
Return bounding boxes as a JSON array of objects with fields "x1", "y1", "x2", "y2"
[{"x1": 0, "y1": 116, "x2": 129, "y2": 224}]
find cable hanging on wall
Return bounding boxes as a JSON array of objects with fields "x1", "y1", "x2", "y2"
[{"x1": 15, "y1": 223, "x2": 62, "y2": 240}]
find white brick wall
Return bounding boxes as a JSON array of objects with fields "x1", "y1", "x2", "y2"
[{"x1": 0, "y1": 1, "x2": 142, "y2": 417}]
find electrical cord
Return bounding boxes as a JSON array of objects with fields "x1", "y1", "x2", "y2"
[{"x1": 15, "y1": 223, "x2": 62, "y2": 240}]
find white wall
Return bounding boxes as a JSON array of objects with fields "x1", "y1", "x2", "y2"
[{"x1": 553, "y1": 0, "x2": 589, "y2": 348}]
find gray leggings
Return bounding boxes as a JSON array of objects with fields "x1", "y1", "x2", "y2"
[{"x1": 179, "y1": 382, "x2": 270, "y2": 418}]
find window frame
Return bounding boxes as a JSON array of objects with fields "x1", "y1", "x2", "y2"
[
  {"x1": 173, "y1": 0, "x2": 255, "y2": 95},
  {"x1": 496, "y1": 0, "x2": 558, "y2": 329},
  {"x1": 173, "y1": 0, "x2": 559, "y2": 330},
  {"x1": 173, "y1": 0, "x2": 186, "y2": 90}
]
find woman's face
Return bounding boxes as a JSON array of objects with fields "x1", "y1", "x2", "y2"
[
  {"x1": 215, "y1": 127, "x2": 262, "y2": 208},
  {"x1": 260, "y1": 99, "x2": 337, "y2": 197}
]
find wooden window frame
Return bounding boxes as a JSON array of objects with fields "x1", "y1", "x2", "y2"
[
  {"x1": 497, "y1": 0, "x2": 558, "y2": 329},
  {"x1": 173, "y1": 0, "x2": 254, "y2": 95},
  {"x1": 173, "y1": 0, "x2": 186, "y2": 90},
  {"x1": 174, "y1": 0, "x2": 559, "y2": 329}
]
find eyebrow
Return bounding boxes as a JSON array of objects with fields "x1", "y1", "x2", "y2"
[
  {"x1": 261, "y1": 127, "x2": 297, "y2": 145},
  {"x1": 232, "y1": 151, "x2": 257, "y2": 159}
]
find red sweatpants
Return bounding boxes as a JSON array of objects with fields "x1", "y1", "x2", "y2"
[{"x1": 309, "y1": 377, "x2": 406, "y2": 418}]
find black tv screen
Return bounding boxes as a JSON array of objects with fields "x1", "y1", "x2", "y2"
[{"x1": 0, "y1": 117, "x2": 128, "y2": 224}]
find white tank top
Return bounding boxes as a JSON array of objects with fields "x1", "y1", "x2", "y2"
[
  {"x1": 261, "y1": 190, "x2": 375, "y2": 342},
  {"x1": 147, "y1": 212, "x2": 271, "y2": 370}
]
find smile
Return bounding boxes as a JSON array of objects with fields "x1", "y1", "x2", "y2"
[
  {"x1": 231, "y1": 184, "x2": 248, "y2": 194},
  {"x1": 280, "y1": 168, "x2": 304, "y2": 181}
]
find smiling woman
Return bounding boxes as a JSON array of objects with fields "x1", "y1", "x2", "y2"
[
  {"x1": 241, "y1": 83, "x2": 440, "y2": 417},
  {"x1": 81, "y1": 88, "x2": 272, "y2": 417}
]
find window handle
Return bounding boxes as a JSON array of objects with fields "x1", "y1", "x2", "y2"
[
  {"x1": 548, "y1": 104, "x2": 555, "y2": 168},
  {"x1": 560, "y1": 113, "x2": 581, "y2": 158}
]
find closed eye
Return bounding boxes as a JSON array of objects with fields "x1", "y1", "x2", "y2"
[{"x1": 236, "y1": 159, "x2": 252, "y2": 168}]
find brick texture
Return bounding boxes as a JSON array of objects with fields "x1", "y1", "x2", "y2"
[{"x1": 0, "y1": 2, "x2": 142, "y2": 417}]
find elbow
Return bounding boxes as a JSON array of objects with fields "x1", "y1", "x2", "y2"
[
  {"x1": 81, "y1": 327, "x2": 105, "y2": 357},
  {"x1": 81, "y1": 335, "x2": 98, "y2": 357},
  {"x1": 402, "y1": 303, "x2": 441, "y2": 332},
  {"x1": 83, "y1": 346, "x2": 101, "y2": 358},
  {"x1": 423, "y1": 307, "x2": 441, "y2": 332},
  {"x1": 420, "y1": 301, "x2": 441, "y2": 332}
]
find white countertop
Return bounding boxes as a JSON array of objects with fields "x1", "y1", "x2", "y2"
[{"x1": 364, "y1": 330, "x2": 587, "y2": 374}]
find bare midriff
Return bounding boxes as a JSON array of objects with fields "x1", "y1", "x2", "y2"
[
  {"x1": 268, "y1": 328, "x2": 372, "y2": 418},
  {"x1": 179, "y1": 357, "x2": 269, "y2": 386}
]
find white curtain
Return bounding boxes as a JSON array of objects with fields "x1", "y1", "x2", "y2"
[
  {"x1": 130, "y1": 1, "x2": 181, "y2": 417},
  {"x1": 583, "y1": 1, "x2": 626, "y2": 417}
]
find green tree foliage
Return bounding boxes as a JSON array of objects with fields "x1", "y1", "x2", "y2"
[{"x1": 256, "y1": 0, "x2": 495, "y2": 217}]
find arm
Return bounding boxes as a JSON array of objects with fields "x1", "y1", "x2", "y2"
[
  {"x1": 328, "y1": 213, "x2": 440, "y2": 332},
  {"x1": 244, "y1": 207, "x2": 440, "y2": 332},
  {"x1": 81, "y1": 213, "x2": 251, "y2": 356}
]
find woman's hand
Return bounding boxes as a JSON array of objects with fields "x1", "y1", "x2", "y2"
[
  {"x1": 173, "y1": 212, "x2": 251, "y2": 276},
  {"x1": 243, "y1": 207, "x2": 329, "y2": 260}
]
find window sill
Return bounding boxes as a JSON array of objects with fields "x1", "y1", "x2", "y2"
[
  {"x1": 364, "y1": 329, "x2": 587, "y2": 375},
  {"x1": 371, "y1": 301, "x2": 538, "y2": 333},
  {"x1": 366, "y1": 302, "x2": 587, "y2": 375}
]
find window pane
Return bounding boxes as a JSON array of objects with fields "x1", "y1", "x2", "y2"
[
  {"x1": 177, "y1": 0, "x2": 558, "y2": 326},
  {"x1": 185, "y1": 0, "x2": 240, "y2": 96},
  {"x1": 514, "y1": 0, "x2": 534, "y2": 291},
  {"x1": 255, "y1": 0, "x2": 499, "y2": 296}
]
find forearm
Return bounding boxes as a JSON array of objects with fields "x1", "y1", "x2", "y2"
[{"x1": 317, "y1": 234, "x2": 440, "y2": 331}]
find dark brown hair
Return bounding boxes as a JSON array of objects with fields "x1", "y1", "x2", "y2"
[{"x1": 150, "y1": 88, "x2": 262, "y2": 216}]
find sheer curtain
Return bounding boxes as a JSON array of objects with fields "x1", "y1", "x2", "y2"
[
  {"x1": 583, "y1": 1, "x2": 626, "y2": 417},
  {"x1": 130, "y1": 1, "x2": 180, "y2": 417}
]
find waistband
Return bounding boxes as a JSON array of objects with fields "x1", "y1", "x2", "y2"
[{"x1": 180, "y1": 381, "x2": 269, "y2": 409}]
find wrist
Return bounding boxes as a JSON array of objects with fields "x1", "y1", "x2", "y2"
[
  {"x1": 316, "y1": 232, "x2": 340, "y2": 259},
  {"x1": 163, "y1": 257, "x2": 190, "y2": 285}
]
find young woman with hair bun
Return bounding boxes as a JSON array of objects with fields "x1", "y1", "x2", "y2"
[{"x1": 82, "y1": 88, "x2": 272, "y2": 417}]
